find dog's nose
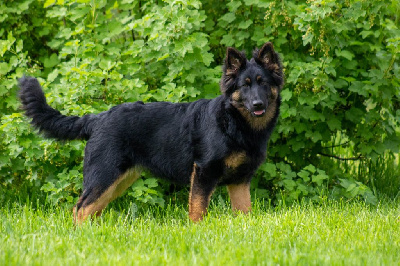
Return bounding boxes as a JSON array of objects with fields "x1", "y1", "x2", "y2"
[{"x1": 252, "y1": 100, "x2": 264, "y2": 108}]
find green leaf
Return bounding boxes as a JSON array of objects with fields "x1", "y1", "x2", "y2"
[
  {"x1": 238, "y1": 20, "x2": 252, "y2": 29},
  {"x1": 305, "y1": 131, "x2": 322, "y2": 143},
  {"x1": 192, "y1": 33, "x2": 208, "y2": 48},
  {"x1": 297, "y1": 170, "x2": 311, "y2": 182},
  {"x1": 48, "y1": 69, "x2": 59, "y2": 82},
  {"x1": 201, "y1": 53, "x2": 213, "y2": 66},
  {"x1": 44, "y1": 0, "x2": 56, "y2": 8},
  {"x1": 345, "y1": 107, "x2": 364, "y2": 123},
  {"x1": 348, "y1": 81, "x2": 368, "y2": 96},
  {"x1": 335, "y1": 49, "x2": 355, "y2": 60},
  {"x1": 144, "y1": 178, "x2": 158, "y2": 188},
  {"x1": 221, "y1": 34, "x2": 235, "y2": 46},
  {"x1": 364, "y1": 98, "x2": 377, "y2": 112},
  {"x1": 16, "y1": 40, "x2": 23, "y2": 53},
  {"x1": 259, "y1": 163, "x2": 277, "y2": 178},
  {"x1": 346, "y1": 183, "x2": 357, "y2": 193},
  {"x1": 0, "y1": 33, "x2": 16, "y2": 57},
  {"x1": 0, "y1": 62, "x2": 10, "y2": 75},
  {"x1": 325, "y1": 66, "x2": 336, "y2": 76},
  {"x1": 327, "y1": 117, "x2": 342, "y2": 131},
  {"x1": 312, "y1": 174, "x2": 327, "y2": 186},
  {"x1": 43, "y1": 53, "x2": 60, "y2": 68},
  {"x1": 243, "y1": 0, "x2": 260, "y2": 5},
  {"x1": 302, "y1": 31, "x2": 314, "y2": 45},
  {"x1": 227, "y1": 1, "x2": 241, "y2": 12},
  {"x1": 99, "y1": 59, "x2": 115, "y2": 70},
  {"x1": 284, "y1": 170, "x2": 296, "y2": 180},
  {"x1": 360, "y1": 30, "x2": 373, "y2": 39},
  {"x1": 220, "y1": 13, "x2": 236, "y2": 23},
  {"x1": 254, "y1": 188, "x2": 269, "y2": 198},
  {"x1": 157, "y1": 54, "x2": 170, "y2": 61},
  {"x1": 304, "y1": 165, "x2": 316, "y2": 174},
  {"x1": 282, "y1": 179, "x2": 297, "y2": 191},
  {"x1": 281, "y1": 89, "x2": 292, "y2": 102}
]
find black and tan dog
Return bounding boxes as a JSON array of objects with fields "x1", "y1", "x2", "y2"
[{"x1": 18, "y1": 42, "x2": 283, "y2": 223}]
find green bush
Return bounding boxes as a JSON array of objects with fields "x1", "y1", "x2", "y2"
[{"x1": 1, "y1": 0, "x2": 399, "y2": 206}]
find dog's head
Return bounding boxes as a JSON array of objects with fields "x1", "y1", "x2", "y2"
[{"x1": 220, "y1": 42, "x2": 284, "y2": 119}]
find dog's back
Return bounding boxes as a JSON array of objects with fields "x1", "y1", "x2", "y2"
[{"x1": 85, "y1": 98, "x2": 224, "y2": 185}]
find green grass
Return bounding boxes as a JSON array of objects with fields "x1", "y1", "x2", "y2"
[{"x1": 1, "y1": 199, "x2": 400, "y2": 265}]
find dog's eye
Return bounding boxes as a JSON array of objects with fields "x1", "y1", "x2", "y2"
[{"x1": 258, "y1": 76, "x2": 269, "y2": 85}]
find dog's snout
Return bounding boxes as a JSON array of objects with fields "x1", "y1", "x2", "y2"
[{"x1": 252, "y1": 100, "x2": 264, "y2": 108}]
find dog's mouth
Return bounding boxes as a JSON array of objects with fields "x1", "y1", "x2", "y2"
[
  {"x1": 252, "y1": 109, "x2": 266, "y2": 117},
  {"x1": 232, "y1": 101, "x2": 266, "y2": 117}
]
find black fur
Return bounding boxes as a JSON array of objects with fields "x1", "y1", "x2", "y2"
[
  {"x1": 18, "y1": 42, "x2": 284, "y2": 222},
  {"x1": 18, "y1": 77, "x2": 95, "y2": 140}
]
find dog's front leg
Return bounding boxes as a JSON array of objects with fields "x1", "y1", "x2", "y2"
[
  {"x1": 188, "y1": 163, "x2": 218, "y2": 222},
  {"x1": 227, "y1": 182, "x2": 251, "y2": 214}
]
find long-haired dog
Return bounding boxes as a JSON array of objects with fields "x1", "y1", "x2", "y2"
[{"x1": 19, "y1": 42, "x2": 283, "y2": 223}]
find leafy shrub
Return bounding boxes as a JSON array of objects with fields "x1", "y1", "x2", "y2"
[{"x1": 0, "y1": 0, "x2": 398, "y2": 206}]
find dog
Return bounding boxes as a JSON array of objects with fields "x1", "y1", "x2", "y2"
[{"x1": 18, "y1": 42, "x2": 283, "y2": 223}]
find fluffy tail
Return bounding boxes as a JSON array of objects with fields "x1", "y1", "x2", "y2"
[{"x1": 18, "y1": 76, "x2": 95, "y2": 141}]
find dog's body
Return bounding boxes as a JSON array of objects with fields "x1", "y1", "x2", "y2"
[{"x1": 19, "y1": 42, "x2": 284, "y2": 223}]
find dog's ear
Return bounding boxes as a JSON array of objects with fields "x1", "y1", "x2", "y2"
[
  {"x1": 220, "y1": 47, "x2": 246, "y2": 94},
  {"x1": 256, "y1": 42, "x2": 279, "y2": 66},
  {"x1": 254, "y1": 42, "x2": 284, "y2": 88},
  {"x1": 225, "y1": 47, "x2": 246, "y2": 76}
]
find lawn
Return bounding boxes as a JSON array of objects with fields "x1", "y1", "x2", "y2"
[{"x1": 1, "y1": 199, "x2": 399, "y2": 265}]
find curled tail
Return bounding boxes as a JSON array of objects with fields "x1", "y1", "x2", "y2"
[{"x1": 18, "y1": 76, "x2": 95, "y2": 141}]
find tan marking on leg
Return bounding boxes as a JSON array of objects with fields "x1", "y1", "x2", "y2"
[
  {"x1": 224, "y1": 151, "x2": 247, "y2": 169},
  {"x1": 73, "y1": 194, "x2": 85, "y2": 224},
  {"x1": 110, "y1": 168, "x2": 142, "y2": 201},
  {"x1": 189, "y1": 163, "x2": 205, "y2": 222},
  {"x1": 188, "y1": 164, "x2": 214, "y2": 222},
  {"x1": 227, "y1": 183, "x2": 251, "y2": 214},
  {"x1": 74, "y1": 167, "x2": 141, "y2": 225}
]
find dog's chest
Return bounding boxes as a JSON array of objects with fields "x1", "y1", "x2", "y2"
[
  {"x1": 219, "y1": 150, "x2": 261, "y2": 184},
  {"x1": 224, "y1": 151, "x2": 247, "y2": 170}
]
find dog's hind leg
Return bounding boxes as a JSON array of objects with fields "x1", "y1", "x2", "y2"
[
  {"x1": 227, "y1": 182, "x2": 251, "y2": 214},
  {"x1": 73, "y1": 167, "x2": 141, "y2": 224}
]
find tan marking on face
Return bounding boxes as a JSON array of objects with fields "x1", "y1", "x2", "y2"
[
  {"x1": 271, "y1": 86, "x2": 278, "y2": 99},
  {"x1": 245, "y1": 77, "x2": 251, "y2": 84},
  {"x1": 256, "y1": 75, "x2": 261, "y2": 82},
  {"x1": 74, "y1": 167, "x2": 141, "y2": 224},
  {"x1": 236, "y1": 106, "x2": 273, "y2": 131},
  {"x1": 231, "y1": 90, "x2": 241, "y2": 102},
  {"x1": 225, "y1": 151, "x2": 247, "y2": 169},
  {"x1": 188, "y1": 163, "x2": 214, "y2": 222},
  {"x1": 234, "y1": 91, "x2": 279, "y2": 131},
  {"x1": 227, "y1": 183, "x2": 251, "y2": 213}
]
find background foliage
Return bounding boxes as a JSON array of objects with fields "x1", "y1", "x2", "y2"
[{"x1": 0, "y1": 0, "x2": 399, "y2": 207}]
